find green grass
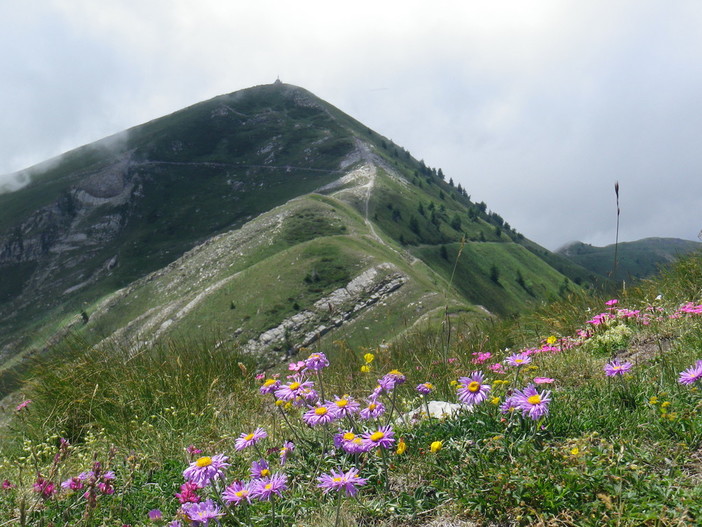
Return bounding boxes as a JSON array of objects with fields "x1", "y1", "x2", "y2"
[{"x1": 2, "y1": 251, "x2": 702, "y2": 526}]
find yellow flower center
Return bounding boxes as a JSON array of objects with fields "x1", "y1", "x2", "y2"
[
  {"x1": 265, "y1": 483, "x2": 273, "y2": 490},
  {"x1": 236, "y1": 490, "x2": 248, "y2": 497},
  {"x1": 263, "y1": 379, "x2": 276, "y2": 387},
  {"x1": 389, "y1": 369, "x2": 403, "y2": 376},
  {"x1": 195, "y1": 456, "x2": 212, "y2": 467},
  {"x1": 468, "y1": 381, "x2": 481, "y2": 393},
  {"x1": 370, "y1": 431, "x2": 385, "y2": 442},
  {"x1": 336, "y1": 399, "x2": 348, "y2": 408},
  {"x1": 289, "y1": 382, "x2": 301, "y2": 390},
  {"x1": 343, "y1": 432, "x2": 356, "y2": 441},
  {"x1": 315, "y1": 407, "x2": 328, "y2": 416},
  {"x1": 333, "y1": 476, "x2": 343, "y2": 482},
  {"x1": 244, "y1": 433, "x2": 255, "y2": 441},
  {"x1": 260, "y1": 469, "x2": 270, "y2": 477},
  {"x1": 368, "y1": 403, "x2": 377, "y2": 411},
  {"x1": 527, "y1": 394, "x2": 542, "y2": 405}
]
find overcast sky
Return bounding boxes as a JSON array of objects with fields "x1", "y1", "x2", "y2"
[{"x1": 1, "y1": 0, "x2": 701, "y2": 250}]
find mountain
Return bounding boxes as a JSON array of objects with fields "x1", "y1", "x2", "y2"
[
  {"x1": 557, "y1": 238, "x2": 702, "y2": 282},
  {"x1": 0, "y1": 81, "x2": 599, "y2": 392}
]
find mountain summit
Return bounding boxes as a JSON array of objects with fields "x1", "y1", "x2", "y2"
[{"x1": 0, "y1": 82, "x2": 595, "y2": 384}]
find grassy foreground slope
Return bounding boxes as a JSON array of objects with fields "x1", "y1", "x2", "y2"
[{"x1": 1, "y1": 250, "x2": 701, "y2": 526}]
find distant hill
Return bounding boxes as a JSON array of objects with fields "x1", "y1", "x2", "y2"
[
  {"x1": 557, "y1": 237, "x2": 702, "y2": 282},
  {"x1": 0, "y1": 81, "x2": 602, "y2": 394}
]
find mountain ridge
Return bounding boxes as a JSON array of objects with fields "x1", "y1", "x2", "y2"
[{"x1": 0, "y1": 82, "x2": 598, "y2": 390}]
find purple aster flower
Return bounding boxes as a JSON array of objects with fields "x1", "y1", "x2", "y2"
[
  {"x1": 318, "y1": 467, "x2": 367, "y2": 497},
  {"x1": 499, "y1": 395, "x2": 521, "y2": 414},
  {"x1": 678, "y1": 360, "x2": 702, "y2": 385},
  {"x1": 305, "y1": 352, "x2": 330, "y2": 371},
  {"x1": 456, "y1": 372, "x2": 491, "y2": 406},
  {"x1": 148, "y1": 509, "x2": 163, "y2": 522},
  {"x1": 362, "y1": 425, "x2": 395, "y2": 450},
  {"x1": 329, "y1": 394, "x2": 360, "y2": 418},
  {"x1": 514, "y1": 384, "x2": 551, "y2": 420},
  {"x1": 250, "y1": 459, "x2": 271, "y2": 479},
  {"x1": 334, "y1": 430, "x2": 371, "y2": 454},
  {"x1": 222, "y1": 480, "x2": 252, "y2": 505},
  {"x1": 183, "y1": 454, "x2": 230, "y2": 487},
  {"x1": 249, "y1": 473, "x2": 288, "y2": 501},
  {"x1": 358, "y1": 399, "x2": 386, "y2": 420},
  {"x1": 303, "y1": 404, "x2": 336, "y2": 426},
  {"x1": 234, "y1": 428, "x2": 267, "y2": 451},
  {"x1": 181, "y1": 499, "x2": 223, "y2": 526},
  {"x1": 274, "y1": 376, "x2": 314, "y2": 401},
  {"x1": 378, "y1": 370, "x2": 406, "y2": 391},
  {"x1": 259, "y1": 378, "x2": 280, "y2": 395},
  {"x1": 416, "y1": 382, "x2": 434, "y2": 395},
  {"x1": 279, "y1": 441, "x2": 295, "y2": 466},
  {"x1": 604, "y1": 360, "x2": 633, "y2": 377},
  {"x1": 505, "y1": 353, "x2": 532, "y2": 368},
  {"x1": 298, "y1": 387, "x2": 320, "y2": 406}
]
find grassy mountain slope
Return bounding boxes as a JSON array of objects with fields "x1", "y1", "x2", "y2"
[
  {"x1": 0, "y1": 82, "x2": 597, "y2": 388},
  {"x1": 558, "y1": 237, "x2": 702, "y2": 282}
]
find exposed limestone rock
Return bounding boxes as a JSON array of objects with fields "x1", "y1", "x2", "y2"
[{"x1": 240, "y1": 263, "x2": 407, "y2": 356}]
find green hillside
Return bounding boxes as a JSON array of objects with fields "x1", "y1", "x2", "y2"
[
  {"x1": 0, "y1": 82, "x2": 599, "y2": 395},
  {"x1": 558, "y1": 237, "x2": 702, "y2": 282}
]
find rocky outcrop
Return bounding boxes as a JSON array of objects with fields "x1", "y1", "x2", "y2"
[{"x1": 241, "y1": 264, "x2": 407, "y2": 356}]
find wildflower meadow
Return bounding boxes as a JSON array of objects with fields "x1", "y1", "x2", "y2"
[{"x1": 1, "y1": 255, "x2": 702, "y2": 526}]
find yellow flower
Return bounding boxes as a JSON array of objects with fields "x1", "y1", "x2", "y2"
[
  {"x1": 430, "y1": 441, "x2": 443, "y2": 453},
  {"x1": 660, "y1": 401, "x2": 671, "y2": 409},
  {"x1": 490, "y1": 396, "x2": 500, "y2": 405},
  {"x1": 546, "y1": 335, "x2": 558, "y2": 345},
  {"x1": 396, "y1": 438, "x2": 407, "y2": 455},
  {"x1": 649, "y1": 396, "x2": 659, "y2": 405},
  {"x1": 449, "y1": 380, "x2": 458, "y2": 387},
  {"x1": 570, "y1": 447, "x2": 580, "y2": 456},
  {"x1": 364, "y1": 353, "x2": 375, "y2": 364},
  {"x1": 360, "y1": 365, "x2": 371, "y2": 373}
]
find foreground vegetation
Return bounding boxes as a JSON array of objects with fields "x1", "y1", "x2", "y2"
[{"x1": 1, "y1": 253, "x2": 702, "y2": 526}]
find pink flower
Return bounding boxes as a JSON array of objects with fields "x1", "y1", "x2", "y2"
[
  {"x1": 288, "y1": 360, "x2": 306, "y2": 372},
  {"x1": 175, "y1": 481, "x2": 201, "y2": 504},
  {"x1": 533, "y1": 377, "x2": 555, "y2": 384},
  {"x1": 471, "y1": 352, "x2": 492, "y2": 364},
  {"x1": 15, "y1": 399, "x2": 32, "y2": 412}
]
